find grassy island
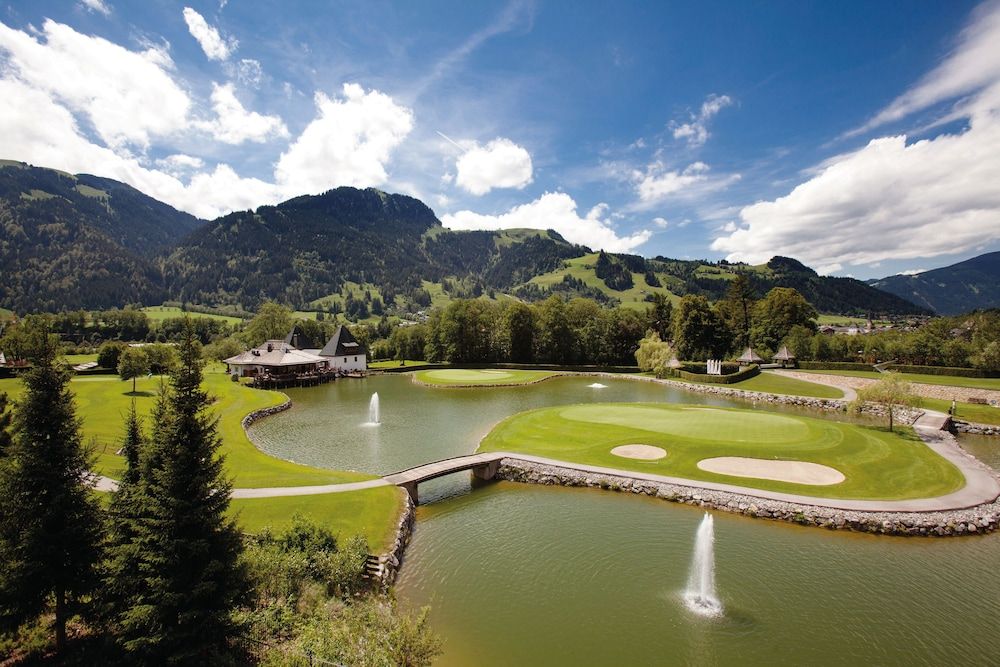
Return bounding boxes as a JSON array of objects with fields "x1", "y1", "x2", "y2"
[
  {"x1": 414, "y1": 368, "x2": 559, "y2": 387},
  {"x1": 478, "y1": 403, "x2": 964, "y2": 500}
]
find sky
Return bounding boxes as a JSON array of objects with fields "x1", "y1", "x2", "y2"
[{"x1": 1, "y1": 0, "x2": 999, "y2": 279}]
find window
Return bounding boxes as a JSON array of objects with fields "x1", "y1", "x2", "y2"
[{"x1": 354, "y1": 356, "x2": 357, "y2": 362}]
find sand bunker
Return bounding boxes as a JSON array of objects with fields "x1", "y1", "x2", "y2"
[
  {"x1": 697, "y1": 457, "x2": 845, "y2": 485},
  {"x1": 611, "y1": 445, "x2": 667, "y2": 460}
]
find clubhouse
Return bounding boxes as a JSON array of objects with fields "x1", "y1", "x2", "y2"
[{"x1": 223, "y1": 325, "x2": 368, "y2": 380}]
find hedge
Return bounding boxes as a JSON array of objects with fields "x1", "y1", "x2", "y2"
[
  {"x1": 668, "y1": 364, "x2": 760, "y2": 384},
  {"x1": 797, "y1": 361, "x2": 875, "y2": 372},
  {"x1": 797, "y1": 360, "x2": 1000, "y2": 378}
]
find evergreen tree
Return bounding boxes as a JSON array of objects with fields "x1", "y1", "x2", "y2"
[
  {"x1": 116, "y1": 321, "x2": 247, "y2": 662},
  {"x1": 0, "y1": 322, "x2": 103, "y2": 652},
  {"x1": 0, "y1": 392, "x2": 12, "y2": 457}
]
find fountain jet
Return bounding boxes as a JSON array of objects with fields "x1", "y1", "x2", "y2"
[
  {"x1": 684, "y1": 513, "x2": 722, "y2": 617},
  {"x1": 367, "y1": 392, "x2": 380, "y2": 426}
]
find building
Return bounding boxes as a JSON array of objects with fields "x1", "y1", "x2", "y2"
[
  {"x1": 736, "y1": 347, "x2": 764, "y2": 365},
  {"x1": 316, "y1": 325, "x2": 367, "y2": 373},
  {"x1": 223, "y1": 340, "x2": 328, "y2": 378},
  {"x1": 773, "y1": 345, "x2": 796, "y2": 368}
]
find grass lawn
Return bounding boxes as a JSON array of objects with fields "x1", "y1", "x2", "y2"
[
  {"x1": 478, "y1": 403, "x2": 964, "y2": 500},
  {"x1": 369, "y1": 359, "x2": 436, "y2": 369},
  {"x1": 0, "y1": 370, "x2": 374, "y2": 487},
  {"x1": 794, "y1": 368, "x2": 1000, "y2": 391},
  {"x1": 920, "y1": 398, "x2": 1000, "y2": 426},
  {"x1": 229, "y1": 486, "x2": 405, "y2": 551},
  {"x1": 665, "y1": 371, "x2": 843, "y2": 398},
  {"x1": 142, "y1": 305, "x2": 244, "y2": 324},
  {"x1": 64, "y1": 353, "x2": 99, "y2": 365},
  {"x1": 414, "y1": 368, "x2": 558, "y2": 386}
]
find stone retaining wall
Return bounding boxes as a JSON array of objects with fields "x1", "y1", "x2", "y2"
[
  {"x1": 779, "y1": 370, "x2": 1000, "y2": 404},
  {"x1": 587, "y1": 372, "x2": 922, "y2": 424},
  {"x1": 495, "y1": 458, "x2": 1000, "y2": 537},
  {"x1": 374, "y1": 495, "x2": 415, "y2": 587},
  {"x1": 240, "y1": 399, "x2": 292, "y2": 429},
  {"x1": 955, "y1": 421, "x2": 1000, "y2": 437}
]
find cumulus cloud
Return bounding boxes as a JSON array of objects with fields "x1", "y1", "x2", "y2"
[
  {"x1": 713, "y1": 3, "x2": 1000, "y2": 273},
  {"x1": 0, "y1": 78, "x2": 280, "y2": 219},
  {"x1": 0, "y1": 19, "x2": 190, "y2": 149},
  {"x1": 671, "y1": 93, "x2": 732, "y2": 147},
  {"x1": 652, "y1": 217, "x2": 669, "y2": 228},
  {"x1": 275, "y1": 83, "x2": 414, "y2": 194},
  {"x1": 182, "y1": 7, "x2": 236, "y2": 61},
  {"x1": 632, "y1": 161, "x2": 736, "y2": 205},
  {"x1": 155, "y1": 153, "x2": 205, "y2": 175},
  {"x1": 199, "y1": 82, "x2": 288, "y2": 144},
  {"x1": 79, "y1": 0, "x2": 111, "y2": 16},
  {"x1": 441, "y1": 192, "x2": 652, "y2": 253},
  {"x1": 454, "y1": 137, "x2": 533, "y2": 195},
  {"x1": 712, "y1": 119, "x2": 1000, "y2": 271}
]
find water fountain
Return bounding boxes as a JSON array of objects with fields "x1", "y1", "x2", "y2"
[
  {"x1": 366, "y1": 392, "x2": 381, "y2": 426},
  {"x1": 587, "y1": 382, "x2": 607, "y2": 389},
  {"x1": 684, "y1": 513, "x2": 722, "y2": 617}
]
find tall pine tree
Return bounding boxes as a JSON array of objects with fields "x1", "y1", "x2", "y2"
[
  {"x1": 115, "y1": 321, "x2": 247, "y2": 662},
  {"x1": 0, "y1": 323, "x2": 103, "y2": 652},
  {"x1": 0, "y1": 392, "x2": 12, "y2": 457}
]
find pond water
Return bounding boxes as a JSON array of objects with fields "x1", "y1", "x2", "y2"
[{"x1": 251, "y1": 373, "x2": 1000, "y2": 666}]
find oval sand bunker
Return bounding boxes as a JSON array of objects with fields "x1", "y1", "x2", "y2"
[
  {"x1": 611, "y1": 445, "x2": 667, "y2": 460},
  {"x1": 697, "y1": 457, "x2": 845, "y2": 485}
]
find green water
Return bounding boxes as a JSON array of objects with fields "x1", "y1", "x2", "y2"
[{"x1": 252, "y1": 374, "x2": 1000, "y2": 665}]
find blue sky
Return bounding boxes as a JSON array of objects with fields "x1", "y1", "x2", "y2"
[{"x1": 2, "y1": 1, "x2": 999, "y2": 279}]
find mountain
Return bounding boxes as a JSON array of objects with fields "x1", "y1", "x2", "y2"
[
  {"x1": 0, "y1": 161, "x2": 929, "y2": 317},
  {"x1": 0, "y1": 161, "x2": 202, "y2": 312},
  {"x1": 163, "y1": 187, "x2": 588, "y2": 309},
  {"x1": 868, "y1": 252, "x2": 1000, "y2": 315}
]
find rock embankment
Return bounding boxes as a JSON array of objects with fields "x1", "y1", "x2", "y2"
[
  {"x1": 373, "y1": 496, "x2": 415, "y2": 587},
  {"x1": 241, "y1": 399, "x2": 292, "y2": 429},
  {"x1": 778, "y1": 370, "x2": 1000, "y2": 405},
  {"x1": 495, "y1": 459, "x2": 1000, "y2": 537},
  {"x1": 954, "y1": 421, "x2": 1000, "y2": 436}
]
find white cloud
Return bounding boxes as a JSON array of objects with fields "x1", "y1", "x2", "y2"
[
  {"x1": 652, "y1": 217, "x2": 669, "y2": 228},
  {"x1": 671, "y1": 93, "x2": 732, "y2": 147},
  {"x1": 0, "y1": 19, "x2": 190, "y2": 149},
  {"x1": 454, "y1": 137, "x2": 533, "y2": 195},
  {"x1": 0, "y1": 78, "x2": 280, "y2": 219},
  {"x1": 275, "y1": 83, "x2": 414, "y2": 194},
  {"x1": 848, "y1": 1, "x2": 1000, "y2": 136},
  {"x1": 199, "y1": 82, "x2": 288, "y2": 144},
  {"x1": 712, "y1": 122, "x2": 1000, "y2": 270},
  {"x1": 155, "y1": 153, "x2": 205, "y2": 175},
  {"x1": 633, "y1": 161, "x2": 710, "y2": 202},
  {"x1": 441, "y1": 192, "x2": 652, "y2": 253},
  {"x1": 899, "y1": 268, "x2": 926, "y2": 276},
  {"x1": 713, "y1": 3, "x2": 1000, "y2": 273},
  {"x1": 79, "y1": 0, "x2": 111, "y2": 16},
  {"x1": 234, "y1": 58, "x2": 263, "y2": 87},
  {"x1": 182, "y1": 7, "x2": 236, "y2": 61}
]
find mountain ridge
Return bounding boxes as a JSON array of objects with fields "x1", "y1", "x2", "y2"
[
  {"x1": 868, "y1": 252, "x2": 1000, "y2": 315},
  {"x1": 0, "y1": 161, "x2": 931, "y2": 317}
]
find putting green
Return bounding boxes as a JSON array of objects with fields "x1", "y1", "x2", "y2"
[
  {"x1": 415, "y1": 368, "x2": 558, "y2": 386},
  {"x1": 478, "y1": 403, "x2": 965, "y2": 500}
]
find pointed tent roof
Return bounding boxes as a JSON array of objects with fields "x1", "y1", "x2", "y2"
[
  {"x1": 320, "y1": 325, "x2": 367, "y2": 357},
  {"x1": 284, "y1": 324, "x2": 320, "y2": 351},
  {"x1": 223, "y1": 340, "x2": 327, "y2": 367},
  {"x1": 773, "y1": 345, "x2": 796, "y2": 361},
  {"x1": 737, "y1": 347, "x2": 764, "y2": 364}
]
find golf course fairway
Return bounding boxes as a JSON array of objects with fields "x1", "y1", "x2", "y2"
[{"x1": 477, "y1": 403, "x2": 965, "y2": 500}]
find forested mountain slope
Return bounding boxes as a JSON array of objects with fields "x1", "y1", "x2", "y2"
[{"x1": 869, "y1": 252, "x2": 1000, "y2": 315}]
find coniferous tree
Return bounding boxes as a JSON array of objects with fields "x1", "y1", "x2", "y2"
[
  {"x1": 0, "y1": 323, "x2": 103, "y2": 652},
  {"x1": 0, "y1": 392, "x2": 12, "y2": 457},
  {"x1": 116, "y1": 321, "x2": 247, "y2": 662}
]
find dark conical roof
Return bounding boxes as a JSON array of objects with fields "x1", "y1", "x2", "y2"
[
  {"x1": 284, "y1": 325, "x2": 320, "y2": 351},
  {"x1": 320, "y1": 325, "x2": 367, "y2": 357}
]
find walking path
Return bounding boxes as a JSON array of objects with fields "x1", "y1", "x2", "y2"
[
  {"x1": 774, "y1": 369, "x2": 1000, "y2": 404},
  {"x1": 766, "y1": 369, "x2": 857, "y2": 400}
]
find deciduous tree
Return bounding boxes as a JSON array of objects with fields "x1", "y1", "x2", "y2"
[{"x1": 851, "y1": 372, "x2": 920, "y2": 432}]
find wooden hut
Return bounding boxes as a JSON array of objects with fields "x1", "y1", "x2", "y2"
[
  {"x1": 773, "y1": 345, "x2": 796, "y2": 368},
  {"x1": 736, "y1": 347, "x2": 764, "y2": 365}
]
